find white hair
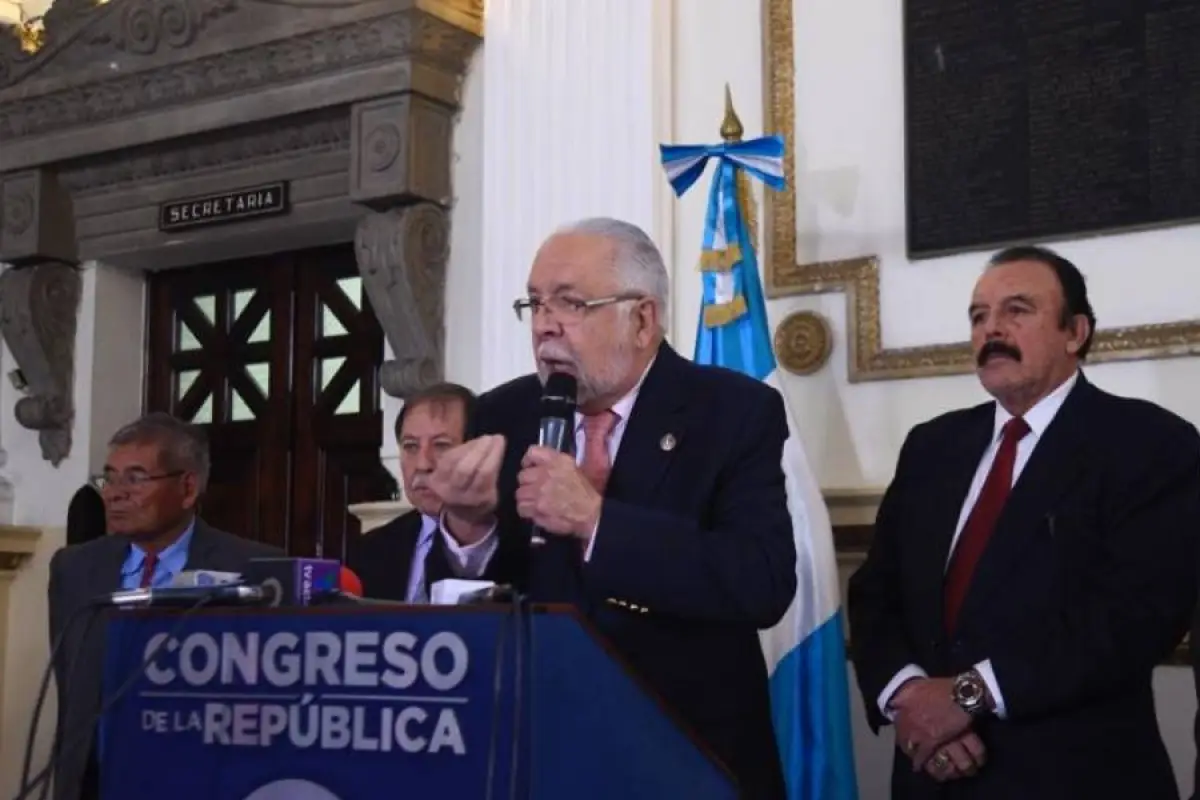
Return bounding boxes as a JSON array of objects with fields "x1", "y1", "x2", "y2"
[{"x1": 555, "y1": 217, "x2": 670, "y2": 330}]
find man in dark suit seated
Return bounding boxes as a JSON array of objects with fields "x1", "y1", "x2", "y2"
[
  {"x1": 427, "y1": 217, "x2": 797, "y2": 798},
  {"x1": 47, "y1": 412, "x2": 281, "y2": 800},
  {"x1": 848, "y1": 246, "x2": 1200, "y2": 799},
  {"x1": 348, "y1": 382, "x2": 485, "y2": 601}
]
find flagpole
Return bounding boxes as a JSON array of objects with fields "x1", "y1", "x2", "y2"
[
  {"x1": 659, "y1": 89, "x2": 859, "y2": 800},
  {"x1": 719, "y1": 87, "x2": 761, "y2": 269},
  {"x1": 720, "y1": 83, "x2": 744, "y2": 141}
]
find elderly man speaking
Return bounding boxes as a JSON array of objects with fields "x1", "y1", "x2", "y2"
[{"x1": 428, "y1": 217, "x2": 797, "y2": 798}]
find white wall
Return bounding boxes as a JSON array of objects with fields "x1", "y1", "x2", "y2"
[
  {"x1": 674, "y1": 0, "x2": 1200, "y2": 490},
  {"x1": 380, "y1": 0, "x2": 677, "y2": 479},
  {"x1": 672, "y1": 0, "x2": 1199, "y2": 795},
  {"x1": 0, "y1": 262, "x2": 145, "y2": 798}
]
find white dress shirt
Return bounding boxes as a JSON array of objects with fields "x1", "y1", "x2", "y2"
[
  {"x1": 438, "y1": 359, "x2": 655, "y2": 573},
  {"x1": 878, "y1": 370, "x2": 1079, "y2": 720}
]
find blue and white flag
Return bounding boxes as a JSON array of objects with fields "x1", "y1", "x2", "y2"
[{"x1": 661, "y1": 134, "x2": 858, "y2": 800}]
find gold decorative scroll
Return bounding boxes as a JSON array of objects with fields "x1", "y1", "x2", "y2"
[{"x1": 761, "y1": 0, "x2": 1200, "y2": 382}]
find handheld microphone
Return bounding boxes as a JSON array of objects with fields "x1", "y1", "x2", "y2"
[{"x1": 532, "y1": 372, "x2": 578, "y2": 546}]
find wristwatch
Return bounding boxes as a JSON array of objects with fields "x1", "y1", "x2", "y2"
[{"x1": 951, "y1": 669, "x2": 991, "y2": 716}]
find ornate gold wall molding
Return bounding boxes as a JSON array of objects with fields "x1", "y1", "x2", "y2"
[
  {"x1": 773, "y1": 310, "x2": 832, "y2": 375},
  {"x1": 761, "y1": 0, "x2": 1200, "y2": 382}
]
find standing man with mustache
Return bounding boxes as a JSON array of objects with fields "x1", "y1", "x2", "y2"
[
  {"x1": 427, "y1": 217, "x2": 797, "y2": 798},
  {"x1": 848, "y1": 245, "x2": 1200, "y2": 799}
]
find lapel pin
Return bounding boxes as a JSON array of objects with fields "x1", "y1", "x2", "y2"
[{"x1": 659, "y1": 433, "x2": 677, "y2": 452}]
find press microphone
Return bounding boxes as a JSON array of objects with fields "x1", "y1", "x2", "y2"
[
  {"x1": 168, "y1": 570, "x2": 242, "y2": 588},
  {"x1": 305, "y1": 565, "x2": 372, "y2": 606},
  {"x1": 241, "y1": 557, "x2": 341, "y2": 607},
  {"x1": 311, "y1": 567, "x2": 410, "y2": 607},
  {"x1": 338, "y1": 565, "x2": 364, "y2": 597},
  {"x1": 96, "y1": 584, "x2": 270, "y2": 609},
  {"x1": 532, "y1": 372, "x2": 577, "y2": 546},
  {"x1": 457, "y1": 584, "x2": 516, "y2": 604}
]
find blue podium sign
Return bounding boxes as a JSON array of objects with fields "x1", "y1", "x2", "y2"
[{"x1": 100, "y1": 606, "x2": 736, "y2": 800}]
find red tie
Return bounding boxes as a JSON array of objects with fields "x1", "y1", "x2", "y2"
[
  {"x1": 943, "y1": 416, "x2": 1030, "y2": 632},
  {"x1": 140, "y1": 551, "x2": 159, "y2": 589}
]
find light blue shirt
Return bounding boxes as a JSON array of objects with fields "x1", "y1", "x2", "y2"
[
  {"x1": 119, "y1": 519, "x2": 195, "y2": 589},
  {"x1": 100, "y1": 519, "x2": 196, "y2": 767}
]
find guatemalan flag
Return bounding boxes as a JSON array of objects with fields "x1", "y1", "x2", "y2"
[{"x1": 660, "y1": 120, "x2": 859, "y2": 800}]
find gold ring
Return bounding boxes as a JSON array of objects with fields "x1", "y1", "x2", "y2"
[{"x1": 931, "y1": 752, "x2": 950, "y2": 769}]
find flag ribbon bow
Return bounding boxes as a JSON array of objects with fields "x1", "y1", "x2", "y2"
[{"x1": 659, "y1": 135, "x2": 785, "y2": 328}]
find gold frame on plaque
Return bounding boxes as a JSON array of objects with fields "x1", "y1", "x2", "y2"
[{"x1": 761, "y1": 0, "x2": 1200, "y2": 382}]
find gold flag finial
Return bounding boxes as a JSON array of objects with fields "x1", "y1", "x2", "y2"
[{"x1": 720, "y1": 84, "x2": 744, "y2": 142}]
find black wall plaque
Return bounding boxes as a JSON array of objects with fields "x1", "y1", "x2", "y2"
[
  {"x1": 904, "y1": 0, "x2": 1200, "y2": 259},
  {"x1": 159, "y1": 182, "x2": 290, "y2": 232}
]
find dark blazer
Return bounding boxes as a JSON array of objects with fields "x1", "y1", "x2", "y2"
[
  {"x1": 47, "y1": 520, "x2": 281, "y2": 800},
  {"x1": 348, "y1": 509, "x2": 425, "y2": 601},
  {"x1": 848, "y1": 374, "x2": 1200, "y2": 800},
  {"x1": 348, "y1": 509, "x2": 513, "y2": 602},
  {"x1": 453, "y1": 342, "x2": 797, "y2": 799}
]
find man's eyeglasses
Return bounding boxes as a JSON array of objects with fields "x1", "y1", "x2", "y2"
[
  {"x1": 91, "y1": 471, "x2": 183, "y2": 491},
  {"x1": 512, "y1": 293, "x2": 644, "y2": 323}
]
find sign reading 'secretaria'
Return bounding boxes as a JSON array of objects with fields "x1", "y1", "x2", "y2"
[{"x1": 138, "y1": 629, "x2": 469, "y2": 754}]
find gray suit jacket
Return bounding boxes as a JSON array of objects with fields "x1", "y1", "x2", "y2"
[{"x1": 46, "y1": 520, "x2": 281, "y2": 800}]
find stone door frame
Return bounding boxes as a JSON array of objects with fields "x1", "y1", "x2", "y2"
[{"x1": 0, "y1": 0, "x2": 480, "y2": 464}]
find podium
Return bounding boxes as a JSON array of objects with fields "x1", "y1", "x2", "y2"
[{"x1": 99, "y1": 605, "x2": 738, "y2": 799}]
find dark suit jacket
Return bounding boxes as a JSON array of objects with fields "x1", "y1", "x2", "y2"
[
  {"x1": 848, "y1": 374, "x2": 1200, "y2": 800},
  {"x1": 452, "y1": 342, "x2": 797, "y2": 799},
  {"x1": 348, "y1": 509, "x2": 425, "y2": 601},
  {"x1": 47, "y1": 520, "x2": 281, "y2": 800},
  {"x1": 348, "y1": 509, "x2": 512, "y2": 602}
]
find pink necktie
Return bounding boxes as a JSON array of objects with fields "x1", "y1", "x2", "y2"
[{"x1": 580, "y1": 410, "x2": 619, "y2": 493}]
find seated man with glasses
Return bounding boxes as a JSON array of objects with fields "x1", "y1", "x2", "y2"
[
  {"x1": 46, "y1": 412, "x2": 280, "y2": 800},
  {"x1": 428, "y1": 217, "x2": 797, "y2": 799}
]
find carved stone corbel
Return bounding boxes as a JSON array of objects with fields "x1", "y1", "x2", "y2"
[
  {"x1": 0, "y1": 262, "x2": 81, "y2": 466},
  {"x1": 349, "y1": 90, "x2": 463, "y2": 398},
  {"x1": 354, "y1": 205, "x2": 448, "y2": 398},
  {"x1": 0, "y1": 168, "x2": 80, "y2": 466},
  {"x1": 0, "y1": 170, "x2": 77, "y2": 266}
]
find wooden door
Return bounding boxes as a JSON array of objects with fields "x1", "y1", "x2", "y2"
[{"x1": 145, "y1": 245, "x2": 392, "y2": 559}]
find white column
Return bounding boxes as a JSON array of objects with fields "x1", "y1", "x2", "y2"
[
  {"x1": 384, "y1": 0, "x2": 676, "y2": 478},
  {"x1": 476, "y1": 0, "x2": 676, "y2": 389}
]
